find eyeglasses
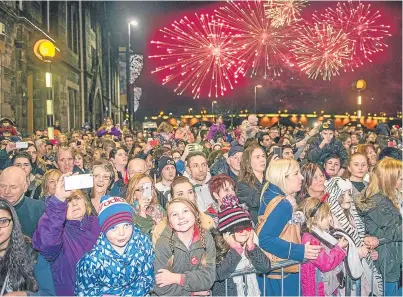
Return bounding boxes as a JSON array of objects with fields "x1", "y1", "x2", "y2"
[
  {"x1": 94, "y1": 174, "x2": 111, "y2": 181},
  {"x1": 0, "y1": 217, "x2": 12, "y2": 228}
]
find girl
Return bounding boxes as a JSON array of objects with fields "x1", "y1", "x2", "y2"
[
  {"x1": 345, "y1": 153, "x2": 369, "y2": 202},
  {"x1": 299, "y1": 197, "x2": 348, "y2": 296},
  {"x1": 211, "y1": 205, "x2": 271, "y2": 296},
  {"x1": 358, "y1": 158, "x2": 402, "y2": 296},
  {"x1": 357, "y1": 144, "x2": 378, "y2": 173},
  {"x1": 75, "y1": 195, "x2": 155, "y2": 296},
  {"x1": 109, "y1": 147, "x2": 129, "y2": 184},
  {"x1": 325, "y1": 177, "x2": 383, "y2": 296},
  {"x1": 153, "y1": 198, "x2": 216, "y2": 296}
]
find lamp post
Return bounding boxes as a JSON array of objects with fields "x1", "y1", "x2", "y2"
[
  {"x1": 127, "y1": 20, "x2": 139, "y2": 130},
  {"x1": 352, "y1": 79, "x2": 366, "y2": 121},
  {"x1": 254, "y1": 84, "x2": 262, "y2": 114},
  {"x1": 33, "y1": 39, "x2": 56, "y2": 139},
  {"x1": 212, "y1": 100, "x2": 217, "y2": 114}
]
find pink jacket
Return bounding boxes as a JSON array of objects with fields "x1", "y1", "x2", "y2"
[{"x1": 301, "y1": 233, "x2": 347, "y2": 296}]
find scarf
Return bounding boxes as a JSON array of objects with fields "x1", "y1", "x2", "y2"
[{"x1": 232, "y1": 250, "x2": 261, "y2": 297}]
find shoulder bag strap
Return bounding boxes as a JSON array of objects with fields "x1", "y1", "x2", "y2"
[{"x1": 256, "y1": 195, "x2": 284, "y2": 235}]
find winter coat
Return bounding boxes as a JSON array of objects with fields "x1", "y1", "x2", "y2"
[
  {"x1": 207, "y1": 123, "x2": 226, "y2": 141},
  {"x1": 75, "y1": 227, "x2": 155, "y2": 296},
  {"x1": 212, "y1": 245, "x2": 271, "y2": 296},
  {"x1": 237, "y1": 177, "x2": 265, "y2": 224},
  {"x1": 375, "y1": 123, "x2": 390, "y2": 136},
  {"x1": 210, "y1": 156, "x2": 238, "y2": 182},
  {"x1": 153, "y1": 226, "x2": 216, "y2": 296},
  {"x1": 96, "y1": 126, "x2": 122, "y2": 138},
  {"x1": 307, "y1": 136, "x2": 349, "y2": 168},
  {"x1": 258, "y1": 183, "x2": 305, "y2": 263},
  {"x1": 358, "y1": 193, "x2": 402, "y2": 283},
  {"x1": 14, "y1": 196, "x2": 45, "y2": 238},
  {"x1": 32, "y1": 196, "x2": 100, "y2": 296},
  {"x1": 301, "y1": 233, "x2": 346, "y2": 296}
]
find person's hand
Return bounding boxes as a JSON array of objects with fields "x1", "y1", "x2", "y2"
[
  {"x1": 272, "y1": 154, "x2": 280, "y2": 161},
  {"x1": 192, "y1": 291, "x2": 211, "y2": 296},
  {"x1": 308, "y1": 126, "x2": 319, "y2": 137},
  {"x1": 358, "y1": 245, "x2": 369, "y2": 258},
  {"x1": 370, "y1": 250, "x2": 378, "y2": 261},
  {"x1": 54, "y1": 173, "x2": 74, "y2": 202},
  {"x1": 364, "y1": 236, "x2": 379, "y2": 250},
  {"x1": 181, "y1": 144, "x2": 192, "y2": 161},
  {"x1": 337, "y1": 237, "x2": 349, "y2": 249},
  {"x1": 223, "y1": 232, "x2": 243, "y2": 251},
  {"x1": 5, "y1": 142, "x2": 16, "y2": 153},
  {"x1": 319, "y1": 136, "x2": 330, "y2": 148},
  {"x1": 304, "y1": 242, "x2": 322, "y2": 260},
  {"x1": 143, "y1": 143, "x2": 153, "y2": 155},
  {"x1": 155, "y1": 269, "x2": 181, "y2": 287},
  {"x1": 246, "y1": 230, "x2": 255, "y2": 251}
]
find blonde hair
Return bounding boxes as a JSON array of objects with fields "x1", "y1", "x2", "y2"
[
  {"x1": 166, "y1": 198, "x2": 206, "y2": 270},
  {"x1": 126, "y1": 173, "x2": 158, "y2": 205},
  {"x1": 361, "y1": 158, "x2": 402, "y2": 210},
  {"x1": 157, "y1": 122, "x2": 174, "y2": 134},
  {"x1": 67, "y1": 190, "x2": 93, "y2": 216},
  {"x1": 298, "y1": 197, "x2": 331, "y2": 232},
  {"x1": 41, "y1": 169, "x2": 62, "y2": 196},
  {"x1": 264, "y1": 158, "x2": 300, "y2": 196}
]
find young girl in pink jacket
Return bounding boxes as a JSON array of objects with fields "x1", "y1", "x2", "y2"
[{"x1": 299, "y1": 197, "x2": 348, "y2": 296}]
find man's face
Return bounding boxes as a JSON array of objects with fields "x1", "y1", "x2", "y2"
[
  {"x1": 320, "y1": 130, "x2": 334, "y2": 141},
  {"x1": 227, "y1": 152, "x2": 243, "y2": 172},
  {"x1": 46, "y1": 144, "x2": 53, "y2": 154},
  {"x1": 127, "y1": 159, "x2": 147, "y2": 179},
  {"x1": 350, "y1": 134, "x2": 358, "y2": 145},
  {"x1": 162, "y1": 165, "x2": 176, "y2": 182},
  {"x1": 35, "y1": 130, "x2": 43, "y2": 137},
  {"x1": 0, "y1": 168, "x2": 28, "y2": 205},
  {"x1": 71, "y1": 133, "x2": 81, "y2": 141},
  {"x1": 282, "y1": 148, "x2": 294, "y2": 160},
  {"x1": 57, "y1": 150, "x2": 75, "y2": 174},
  {"x1": 125, "y1": 137, "x2": 134, "y2": 148},
  {"x1": 269, "y1": 129, "x2": 279, "y2": 140},
  {"x1": 261, "y1": 135, "x2": 272, "y2": 148},
  {"x1": 186, "y1": 155, "x2": 208, "y2": 183}
]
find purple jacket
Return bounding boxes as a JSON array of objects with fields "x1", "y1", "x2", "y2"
[
  {"x1": 207, "y1": 123, "x2": 226, "y2": 141},
  {"x1": 97, "y1": 126, "x2": 122, "y2": 137},
  {"x1": 32, "y1": 196, "x2": 100, "y2": 296}
]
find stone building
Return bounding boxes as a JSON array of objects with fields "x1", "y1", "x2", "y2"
[{"x1": 0, "y1": 1, "x2": 121, "y2": 134}]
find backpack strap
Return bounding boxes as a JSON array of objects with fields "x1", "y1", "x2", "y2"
[{"x1": 256, "y1": 195, "x2": 284, "y2": 235}]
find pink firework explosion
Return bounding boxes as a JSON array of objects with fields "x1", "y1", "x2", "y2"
[
  {"x1": 215, "y1": 0, "x2": 298, "y2": 78},
  {"x1": 292, "y1": 22, "x2": 352, "y2": 81},
  {"x1": 149, "y1": 13, "x2": 239, "y2": 99},
  {"x1": 312, "y1": 1, "x2": 391, "y2": 70}
]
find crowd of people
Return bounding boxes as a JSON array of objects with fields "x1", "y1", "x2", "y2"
[{"x1": 0, "y1": 115, "x2": 402, "y2": 297}]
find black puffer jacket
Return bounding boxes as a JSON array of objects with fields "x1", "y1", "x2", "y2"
[{"x1": 307, "y1": 136, "x2": 349, "y2": 168}]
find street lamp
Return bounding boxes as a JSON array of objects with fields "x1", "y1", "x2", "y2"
[
  {"x1": 212, "y1": 100, "x2": 217, "y2": 114},
  {"x1": 34, "y1": 39, "x2": 56, "y2": 139},
  {"x1": 127, "y1": 19, "x2": 139, "y2": 130},
  {"x1": 254, "y1": 85, "x2": 262, "y2": 114}
]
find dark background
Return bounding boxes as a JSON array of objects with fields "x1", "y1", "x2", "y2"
[{"x1": 110, "y1": 1, "x2": 402, "y2": 118}]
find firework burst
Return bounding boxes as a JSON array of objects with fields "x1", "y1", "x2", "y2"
[
  {"x1": 265, "y1": 0, "x2": 307, "y2": 28},
  {"x1": 292, "y1": 23, "x2": 352, "y2": 80},
  {"x1": 149, "y1": 14, "x2": 239, "y2": 99},
  {"x1": 216, "y1": 0, "x2": 296, "y2": 78},
  {"x1": 313, "y1": 1, "x2": 391, "y2": 70}
]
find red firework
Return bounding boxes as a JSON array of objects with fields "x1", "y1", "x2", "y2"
[
  {"x1": 313, "y1": 1, "x2": 391, "y2": 70},
  {"x1": 215, "y1": 0, "x2": 297, "y2": 78},
  {"x1": 149, "y1": 14, "x2": 239, "y2": 99}
]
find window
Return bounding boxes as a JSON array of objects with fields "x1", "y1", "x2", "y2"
[
  {"x1": 68, "y1": 88, "x2": 81, "y2": 130},
  {"x1": 67, "y1": 2, "x2": 79, "y2": 54},
  {"x1": 91, "y1": 46, "x2": 97, "y2": 69},
  {"x1": 90, "y1": 9, "x2": 96, "y2": 32}
]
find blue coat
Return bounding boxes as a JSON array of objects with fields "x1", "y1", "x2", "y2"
[
  {"x1": 75, "y1": 226, "x2": 155, "y2": 296},
  {"x1": 258, "y1": 183, "x2": 304, "y2": 262}
]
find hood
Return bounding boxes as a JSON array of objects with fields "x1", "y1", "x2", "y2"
[
  {"x1": 263, "y1": 183, "x2": 285, "y2": 204},
  {"x1": 183, "y1": 171, "x2": 211, "y2": 185}
]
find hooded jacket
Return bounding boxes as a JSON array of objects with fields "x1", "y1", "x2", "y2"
[
  {"x1": 153, "y1": 226, "x2": 216, "y2": 296},
  {"x1": 307, "y1": 136, "x2": 348, "y2": 169},
  {"x1": 75, "y1": 227, "x2": 155, "y2": 296},
  {"x1": 32, "y1": 196, "x2": 100, "y2": 296}
]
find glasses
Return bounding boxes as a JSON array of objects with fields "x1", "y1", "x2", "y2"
[
  {"x1": 94, "y1": 174, "x2": 111, "y2": 181},
  {"x1": 0, "y1": 217, "x2": 12, "y2": 228}
]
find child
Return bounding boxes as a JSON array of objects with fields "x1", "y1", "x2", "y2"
[
  {"x1": 211, "y1": 205, "x2": 271, "y2": 296},
  {"x1": 299, "y1": 196, "x2": 348, "y2": 296},
  {"x1": 153, "y1": 198, "x2": 216, "y2": 296},
  {"x1": 75, "y1": 195, "x2": 155, "y2": 296}
]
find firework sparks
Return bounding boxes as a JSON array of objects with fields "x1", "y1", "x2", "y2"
[
  {"x1": 292, "y1": 23, "x2": 352, "y2": 80},
  {"x1": 216, "y1": 0, "x2": 296, "y2": 78},
  {"x1": 149, "y1": 13, "x2": 239, "y2": 99},
  {"x1": 313, "y1": 1, "x2": 391, "y2": 70},
  {"x1": 265, "y1": 0, "x2": 307, "y2": 28}
]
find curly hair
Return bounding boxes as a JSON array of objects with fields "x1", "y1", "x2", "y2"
[{"x1": 0, "y1": 199, "x2": 38, "y2": 292}]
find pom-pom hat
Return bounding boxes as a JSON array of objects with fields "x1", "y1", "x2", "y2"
[
  {"x1": 218, "y1": 205, "x2": 253, "y2": 234},
  {"x1": 98, "y1": 195, "x2": 134, "y2": 233}
]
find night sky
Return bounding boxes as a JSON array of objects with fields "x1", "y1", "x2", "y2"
[{"x1": 112, "y1": 1, "x2": 402, "y2": 118}]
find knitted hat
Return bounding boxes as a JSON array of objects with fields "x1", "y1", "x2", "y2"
[
  {"x1": 319, "y1": 120, "x2": 335, "y2": 131},
  {"x1": 228, "y1": 145, "x2": 243, "y2": 157},
  {"x1": 98, "y1": 195, "x2": 134, "y2": 233},
  {"x1": 218, "y1": 205, "x2": 253, "y2": 234},
  {"x1": 158, "y1": 156, "x2": 176, "y2": 176}
]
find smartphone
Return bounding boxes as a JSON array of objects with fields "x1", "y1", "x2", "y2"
[
  {"x1": 65, "y1": 174, "x2": 94, "y2": 191},
  {"x1": 15, "y1": 142, "x2": 29, "y2": 149},
  {"x1": 141, "y1": 182, "x2": 153, "y2": 198},
  {"x1": 273, "y1": 147, "x2": 283, "y2": 157}
]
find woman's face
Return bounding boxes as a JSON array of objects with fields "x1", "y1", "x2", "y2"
[
  {"x1": 308, "y1": 168, "x2": 326, "y2": 194},
  {"x1": 367, "y1": 134, "x2": 376, "y2": 143},
  {"x1": 396, "y1": 174, "x2": 403, "y2": 193},
  {"x1": 46, "y1": 174, "x2": 60, "y2": 196},
  {"x1": 343, "y1": 137, "x2": 352, "y2": 150},
  {"x1": 93, "y1": 166, "x2": 111, "y2": 194},
  {"x1": 27, "y1": 146, "x2": 38, "y2": 163},
  {"x1": 14, "y1": 157, "x2": 32, "y2": 177},
  {"x1": 324, "y1": 158, "x2": 341, "y2": 177},
  {"x1": 348, "y1": 155, "x2": 369, "y2": 179},
  {"x1": 285, "y1": 167, "x2": 304, "y2": 195},
  {"x1": 172, "y1": 182, "x2": 196, "y2": 203},
  {"x1": 366, "y1": 147, "x2": 377, "y2": 166},
  {"x1": 58, "y1": 134, "x2": 67, "y2": 144},
  {"x1": 145, "y1": 155, "x2": 153, "y2": 171},
  {"x1": 339, "y1": 191, "x2": 353, "y2": 210},
  {"x1": 134, "y1": 177, "x2": 154, "y2": 207},
  {"x1": 113, "y1": 149, "x2": 128, "y2": 167},
  {"x1": 66, "y1": 197, "x2": 86, "y2": 221},
  {"x1": 213, "y1": 181, "x2": 235, "y2": 206},
  {"x1": 250, "y1": 148, "x2": 267, "y2": 174},
  {"x1": 74, "y1": 155, "x2": 84, "y2": 170},
  {"x1": 0, "y1": 209, "x2": 13, "y2": 249},
  {"x1": 172, "y1": 152, "x2": 181, "y2": 163}
]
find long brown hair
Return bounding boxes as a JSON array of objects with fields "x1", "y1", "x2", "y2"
[
  {"x1": 166, "y1": 198, "x2": 207, "y2": 270},
  {"x1": 360, "y1": 158, "x2": 402, "y2": 211},
  {"x1": 298, "y1": 163, "x2": 324, "y2": 202},
  {"x1": 239, "y1": 145, "x2": 266, "y2": 187}
]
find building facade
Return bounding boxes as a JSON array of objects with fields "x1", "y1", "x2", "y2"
[{"x1": 0, "y1": 0, "x2": 121, "y2": 134}]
